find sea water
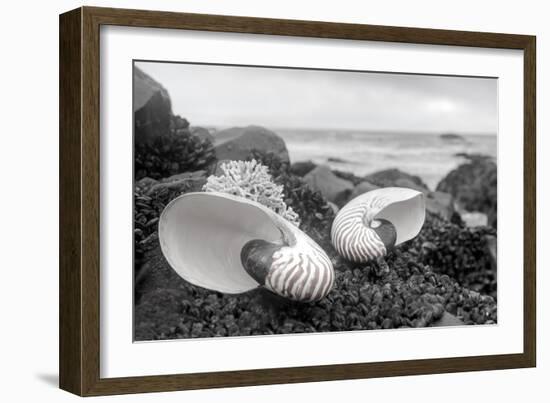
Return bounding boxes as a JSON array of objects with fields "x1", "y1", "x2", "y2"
[{"x1": 275, "y1": 129, "x2": 497, "y2": 190}]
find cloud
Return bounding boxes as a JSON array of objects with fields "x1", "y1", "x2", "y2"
[{"x1": 136, "y1": 61, "x2": 497, "y2": 135}]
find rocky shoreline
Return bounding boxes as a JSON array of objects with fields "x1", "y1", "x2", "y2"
[{"x1": 133, "y1": 67, "x2": 497, "y2": 340}]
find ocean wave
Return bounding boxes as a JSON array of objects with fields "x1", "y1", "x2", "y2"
[{"x1": 280, "y1": 129, "x2": 496, "y2": 190}]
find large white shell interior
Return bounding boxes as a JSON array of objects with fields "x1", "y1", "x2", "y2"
[{"x1": 159, "y1": 192, "x2": 284, "y2": 294}]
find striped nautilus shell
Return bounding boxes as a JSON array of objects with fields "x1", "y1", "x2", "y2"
[
  {"x1": 331, "y1": 187, "x2": 425, "y2": 263},
  {"x1": 159, "y1": 192, "x2": 334, "y2": 302}
]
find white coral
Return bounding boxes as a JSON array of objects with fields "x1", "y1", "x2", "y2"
[{"x1": 203, "y1": 159, "x2": 301, "y2": 227}]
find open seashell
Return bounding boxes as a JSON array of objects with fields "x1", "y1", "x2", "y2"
[
  {"x1": 159, "y1": 192, "x2": 335, "y2": 302},
  {"x1": 331, "y1": 187, "x2": 425, "y2": 263}
]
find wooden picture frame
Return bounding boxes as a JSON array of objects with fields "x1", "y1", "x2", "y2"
[{"x1": 59, "y1": 6, "x2": 536, "y2": 396}]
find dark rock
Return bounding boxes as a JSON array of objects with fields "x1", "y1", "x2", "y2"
[
  {"x1": 460, "y1": 211, "x2": 488, "y2": 227},
  {"x1": 145, "y1": 171, "x2": 207, "y2": 196},
  {"x1": 393, "y1": 178, "x2": 429, "y2": 194},
  {"x1": 213, "y1": 125, "x2": 289, "y2": 163},
  {"x1": 425, "y1": 191, "x2": 455, "y2": 220},
  {"x1": 290, "y1": 160, "x2": 317, "y2": 177},
  {"x1": 431, "y1": 312, "x2": 464, "y2": 327},
  {"x1": 134, "y1": 66, "x2": 173, "y2": 145},
  {"x1": 133, "y1": 67, "x2": 215, "y2": 180},
  {"x1": 455, "y1": 152, "x2": 492, "y2": 161},
  {"x1": 485, "y1": 235, "x2": 497, "y2": 272},
  {"x1": 327, "y1": 157, "x2": 349, "y2": 163},
  {"x1": 274, "y1": 171, "x2": 336, "y2": 253},
  {"x1": 437, "y1": 155, "x2": 497, "y2": 227},
  {"x1": 303, "y1": 165, "x2": 354, "y2": 206},
  {"x1": 246, "y1": 150, "x2": 290, "y2": 177},
  {"x1": 440, "y1": 133, "x2": 466, "y2": 142},
  {"x1": 190, "y1": 126, "x2": 214, "y2": 143},
  {"x1": 171, "y1": 115, "x2": 190, "y2": 130},
  {"x1": 365, "y1": 168, "x2": 429, "y2": 192},
  {"x1": 349, "y1": 181, "x2": 379, "y2": 200},
  {"x1": 332, "y1": 170, "x2": 363, "y2": 186}
]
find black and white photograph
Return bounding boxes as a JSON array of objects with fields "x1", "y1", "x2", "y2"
[{"x1": 133, "y1": 61, "x2": 498, "y2": 341}]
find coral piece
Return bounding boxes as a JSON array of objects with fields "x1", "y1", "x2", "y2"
[{"x1": 203, "y1": 159, "x2": 300, "y2": 227}]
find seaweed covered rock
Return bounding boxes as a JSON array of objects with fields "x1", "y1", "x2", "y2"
[
  {"x1": 134, "y1": 171, "x2": 207, "y2": 273},
  {"x1": 412, "y1": 212, "x2": 497, "y2": 299},
  {"x1": 437, "y1": 154, "x2": 497, "y2": 227},
  {"x1": 213, "y1": 126, "x2": 290, "y2": 163},
  {"x1": 133, "y1": 141, "x2": 497, "y2": 340},
  {"x1": 384, "y1": 250, "x2": 496, "y2": 325},
  {"x1": 304, "y1": 165, "x2": 354, "y2": 206},
  {"x1": 134, "y1": 193, "x2": 497, "y2": 339},
  {"x1": 134, "y1": 129, "x2": 215, "y2": 180},
  {"x1": 134, "y1": 244, "x2": 497, "y2": 341},
  {"x1": 148, "y1": 171, "x2": 207, "y2": 195},
  {"x1": 135, "y1": 288, "x2": 191, "y2": 340}
]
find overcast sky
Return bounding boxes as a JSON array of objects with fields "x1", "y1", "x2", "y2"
[{"x1": 136, "y1": 61, "x2": 497, "y2": 135}]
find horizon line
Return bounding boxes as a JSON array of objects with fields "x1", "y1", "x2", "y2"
[{"x1": 191, "y1": 123, "x2": 497, "y2": 137}]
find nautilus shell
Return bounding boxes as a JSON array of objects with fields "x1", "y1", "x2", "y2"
[
  {"x1": 159, "y1": 192, "x2": 335, "y2": 302},
  {"x1": 331, "y1": 187, "x2": 425, "y2": 263}
]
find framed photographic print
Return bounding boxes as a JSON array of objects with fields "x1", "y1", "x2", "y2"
[{"x1": 59, "y1": 6, "x2": 536, "y2": 396}]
